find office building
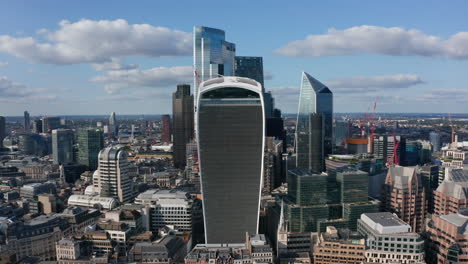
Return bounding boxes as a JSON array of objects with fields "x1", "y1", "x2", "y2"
[
  {"x1": 373, "y1": 135, "x2": 406, "y2": 164},
  {"x1": 434, "y1": 168, "x2": 468, "y2": 215},
  {"x1": 296, "y1": 72, "x2": 333, "y2": 168},
  {"x1": 197, "y1": 76, "x2": 264, "y2": 243},
  {"x1": 109, "y1": 111, "x2": 117, "y2": 135},
  {"x1": 97, "y1": 146, "x2": 133, "y2": 202},
  {"x1": 38, "y1": 194, "x2": 57, "y2": 214},
  {"x1": 429, "y1": 131, "x2": 441, "y2": 152},
  {"x1": 56, "y1": 238, "x2": 81, "y2": 261},
  {"x1": 426, "y1": 209, "x2": 468, "y2": 264},
  {"x1": 20, "y1": 182, "x2": 56, "y2": 200},
  {"x1": 313, "y1": 226, "x2": 366, "y2": 264},
  {"x1": 193, "y1": 26, "x2": 236, "y2": 101},
  {"x1": 421, "y1": 164, "x2": 440, "y2": 214},
  {"x1": 336, "y1": 169, "x2": 368, "y2": 204},
  {"x1": 381, "y1": 165, "x2": 426, "y2": 233},
  {"x1": 357, "y1": 212, "x2": 425, "y2": 264},
  {"x1": 161, "y1": 114, "x2": 172, "y2": 143},
  {"x1": 77, "y1": 128, "x2": 104, "y2": 170},
  {"x1": 67, "y1": 194, "x2": 118, "y2": 210},
  {"x1": 52, "y1": 129, "x2": 74, "y2": 164},
  {"x1": 172, "y1": 84, "x2": 194, "y2": 169},
  {"x1": 185, "y1": 234, "x2": 273, "y2": 264},
  {"x1": 23, "y1": 111, "x2": 30, "y2": 132},
  {"x1": 235, "y1": 56, "x2": 264, "y2": 88},
  {"x1": 42, "y1": 116, "x2": 61, "y2": 133},
  {"x1": 135, "y1": 189, "x2": 202, "y2": 232},
  {"x1": 0, "y1": 116, "x2": 5, "y2": 149},
  {"x1": 18, "y1": 133, "x2": 49, "y2": 156},
  {"x1": 33, "y1": 119, "x2": 43, "y2": 133}
]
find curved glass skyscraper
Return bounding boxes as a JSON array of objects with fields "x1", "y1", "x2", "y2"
[
  {"x1": 196, "y1": 77, "x2": 264, "y2": 243},
  {"x1": 296, "y1": 72, "x2": 333, "y2": 171}
]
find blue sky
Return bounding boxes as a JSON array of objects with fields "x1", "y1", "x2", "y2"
[{"x1": 0, "y1": 0, "x2": 467, "y2": 115}]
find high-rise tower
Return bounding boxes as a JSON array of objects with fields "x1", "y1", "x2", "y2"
[
  {"x1": 52, "y1": 129, "x2": 74, "y2": 164},
  {"x1": 172, "y1": 84, "x2": 194, "y2": 169},
  {"x1": 197, "y1": 76, "x2": 264, "y2": 243},
  {"x1": 109, "y1": 112, "x2": 117, "y2": 136},
  {"x1": 0, "y1": 116, "x2": 5, "y2": 149},
  {"x1": 296, "y1": 72, "x2": 333, "y2": 170},
  {"x1": 97, "y1": 146, "x2": 133, "y2": 203},
  {"x1": 161, "y1": 114, "x2": 172, "y2": 143},
  {"x1": 24, "y1": 111, "x2": 30, "y2": 132},
  {"x1": 77, "y1": 128, "x2": 104, "y2": 170},
  {"x1": 193, "y1": 26, "x2": 236, "y2": 103}
]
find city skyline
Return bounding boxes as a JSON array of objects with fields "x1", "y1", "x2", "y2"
[{"x1": 0, "y1": 0, "x2": 468, "y2": 115}]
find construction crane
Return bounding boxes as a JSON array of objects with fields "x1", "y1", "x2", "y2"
[{"x1": 386, "y1": 134, "x2": 400, "y2": 166}]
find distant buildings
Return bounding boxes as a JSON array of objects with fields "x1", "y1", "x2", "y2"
[
  {"x1": 32, "y1": 119, "x2": 43, "y2": 133},
  {"x1": 97, "y1": 146, "x2": 133, "y2": 203},
  {"x1": 109, "y1": 112, "x2": 117, "y2": 136},
  {"x1": 373, "y1": 135, "x2": 406, "y2": 164},
  {"x1": 42, "y1": 116, "x2": 61, "y2": 133},
  {"x1": 197, "y1": 77, "x2": 264, "y2": 243},
  {"x1": 24, "y1": 111, "x2": 30, "y2": 132},
  {"x1": 161, "y1": 114, "x2": 172, "y2": 143},
  {"x1": 172, "y1": 84, "x2": 194, "y2": 169},
  {"x1": 429, "y1": 131, "x2": 441, "y2": 152},
  {"x1": 77, "y1": 128, "x2": 104, "y2": 170},
  {"x1": 0, "y1": 116, "x2": 5, "y2": 149},
  {"x1": 296, "y1": 72, "x2": 333, "y2": 169},
  {"x1": 357, "y1": 212, "x2": 425, "y2": 264},
  {"x1": 52, "y1": 129, "x2": 74, "y2": 165},
  {"x1": 426, "y1": 209, "x2": 468, "y2": 263},
  {"x1": 381, "y1": 165, "x2": 426, "y2": 233}
]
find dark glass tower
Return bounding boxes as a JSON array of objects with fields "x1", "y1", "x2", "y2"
[
  {"x1": 77, "y1": 128, "x2": 104, "y2": 170},
  {"x1": 161, "y1": 114, "x2": 172, "y2": 143},
  {"x1": 52, "y1": 129, "x2": 74, "y2": 164},
  {"x1": 234, "y1": 56, "x2": 264, "y2": 89},
  {"x1": 172, "y1": 84, "x2": 194, "y2": 169},
  {"x1": 296, "y1": 72, "x2": 333, "y2": 170},
  {"x1": 0, "y1": 116, "x2": 5, "y2": 149},
  {"x1": 197, "y1": 77, "x2": 264, "y2": 243},
  {"x1": 24, "y1": 111, "x2": 30, "y2": 132}
]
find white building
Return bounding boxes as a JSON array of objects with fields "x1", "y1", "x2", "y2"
[
  {"x1": 357, "y1": 212, "x2": 425, "y2": 264},
  {"x1": 68, "y1": 194, "x2": 118, "y2": 210},
  {"x1": 97, "y1": 146, "x2": 133, "y2": 202},
  {"x1": 56, "y1": 238, "x2": 80, "y2": 260},
  {"x1": 135, "y1": 189, "x2": 201, "y2": 232}
]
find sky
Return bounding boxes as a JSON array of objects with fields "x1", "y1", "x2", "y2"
[{"x1": 0, "y1": 0, "x2": 467, "y2": 116}]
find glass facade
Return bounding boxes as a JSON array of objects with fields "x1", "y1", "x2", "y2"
[
  {"x1": 296, "y1": 72, "x2": 333, "y2": 170},
  {"x1": 197, "y1": 83, "x2": 264, "y2": 243},
  {"x1": 336, "y1": 169, "x2": 369, "y2": 204},
  {"x1": 193, "y1": 26, "x2": 236, "y2": 102},
  {"x1": 52, "y1": 129, "x2": 74, "y2": 165},
  {"x1": 287, "y1": 169, "x2": 328, "y2": 206},
  {"x1": 234, "y1": 56, "x2": 264, "y2": 89},
  {"x1": 77, "y1": 128, "x2": 104, "y2": 170}
]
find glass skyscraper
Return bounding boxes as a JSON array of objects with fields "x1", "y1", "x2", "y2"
[
  {"x1": 52, "y1": 129, "x2": 74, "y2": 164},
  {"x1": 296, "y1": 72, "x2": 333, "y2": 170},
  {"x1": 172, "y1": 84, "x2": 194, "y2": 169},
  {"x1": 193, "y1": 26, "x2": 236, "y2": 103},
  {"x1": 77, "y1": 128, "x2": 104, "y2": 170},
  {"x1": 234, "y1": 56, "x2": 264, "y2": 89},
  {"x1": 197, "y1": 76, "x2": 264, "y2": 243}
]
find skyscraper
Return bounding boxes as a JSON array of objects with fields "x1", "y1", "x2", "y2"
[
  {"x1": 197, "y1": 76, "x2": 264, "y2": 243},
  {"x1": 109, "y1": 112, "x2": 117, "y2": 136},
  {"x1": 296, "y1": 72, "x2": 332, "y2": 170},
  {"x1": 172, "y1": 84, "x2": 194, "y2": 169},
  {"x1": 161, "y1": 114, "x2": 172, "y2": 143},
  {"x1": 429, "y1": 131, "x2": 441, "y2": 152},
  {"x1": 24, "y1": 111, "x2": 30, "y2": 132},
  {"x1": 0, "y1": 116, "x2": 5, "y2": 149},
  {"x1": 42, "y1": 117, "x2": 61, "y2": 133},
  {"x1": 77, "y1": 128, "x2": 104, "y2": 170},
  {"x1": 234, "y1": 56, "x2": 264, "y2": 89},
  {"x1": 193, "y1": 26, "x2": 236, "y2": 102},
  {"x1": 32, "y1": 119, "x2": 43, "y2": 133},
  {"x1": 52, "y1": 129, "x2": 74, "y2": 164},
  {"x1": 97, "y1": 146, "x2": 133, "y2": 203}
]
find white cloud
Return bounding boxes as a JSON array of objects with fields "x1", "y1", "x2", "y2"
[
  {"x1": 91, "y1": 65, "x2": 193, "y2": 94},
  {"x1": 0, "y1": 61, "x2": 8, "y2": 67},
  {"x1": 275, "y1": 25, "x2": 468, "y2": 59},
  {"x1": 0, "y1": 19, "x2": 192, "y2": 64},
  {"x1": 326, "y1": 74, "x2": 424, "y2": 92},
  {"x1": 0, "y1": 76, "x2": 62, "y2": 103}
]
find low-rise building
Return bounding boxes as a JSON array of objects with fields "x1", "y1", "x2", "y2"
[
  {"x1": 56, "y1": 238, "x2": 81, "y2": 261},
  {"x1": 313, "y1": 226, "x2": 365, "y2": 264},
  {"x1": 67, "y1": 194, "x2": 118, "y2": 210},
  {"x1": 357, "y1": 212, "x2": 425, "y2": 264}
]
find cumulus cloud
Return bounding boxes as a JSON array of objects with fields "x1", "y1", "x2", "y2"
[
  {"x1": 326, "y1": 74, "x2": 424, "y2": 92},
  {"x1": 0, "y1": 61, "x2": 8, "y2": 67},
  {"x1": 0, "y1": 19, "x2": 192, "y2": 64},
  {"x1": 91, "y1": 65, "x2": 193, "y2": 94},
  {"x1": 275, "y1": 25, "x2": 468, "y2": 59}
]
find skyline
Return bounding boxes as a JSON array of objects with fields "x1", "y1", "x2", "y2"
[{"x1": 1, "y1": 0, "x2": 468, "y2": 115}]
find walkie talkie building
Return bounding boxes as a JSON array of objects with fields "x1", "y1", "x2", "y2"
[{"x1": 196, "y1": 76, "x2": 264, "y2": 243}]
